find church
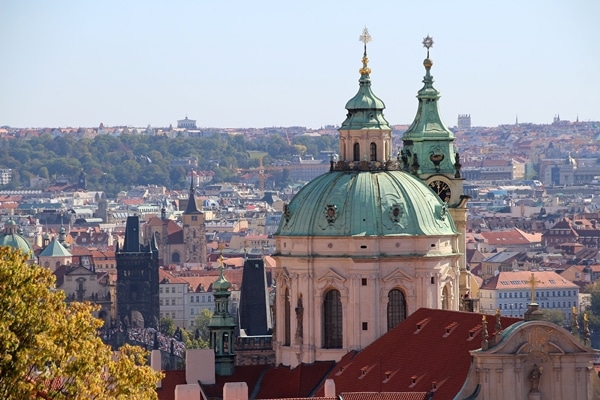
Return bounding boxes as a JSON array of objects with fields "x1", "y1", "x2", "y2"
[
  {"x1": 272, "y1": 32, "x2": 469, "y2": 367},
  {"x1": 158, "y1": 33, "x2": 598, "y2": 400}
]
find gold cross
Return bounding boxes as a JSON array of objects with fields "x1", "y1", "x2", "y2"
[{"x1": 527, "y1": 273, "x2": 541, "y2": 303}]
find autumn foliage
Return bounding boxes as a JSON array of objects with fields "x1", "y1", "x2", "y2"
[{"x1": 0, "y1": 246, "x2": 162, "y2": 399}]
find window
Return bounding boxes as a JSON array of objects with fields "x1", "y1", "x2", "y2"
[
  {"x1": 172, "y1": 252, "x2": 180, "y2": 263},
  {"x1": 370, "y1": 143, "x2": 376, "y2": 161},
  {"x1": 353, "y1": 143, "x2": 360, "y2": 161},
  {"x1": 191, "y1": 297, "x2": 194, "y2": 303},
  {"x1": 387, "y1": 289, "x2": 407, "y2": 331},
  {"x1": 323, "y1": 289, "x2": 342, "y2": 348},
  {"x1": 171, "y1": 299, "x2": 176, "y2": 305},
  {"x1": 284, "y1": 288, "x2": 291, "y2": 346}
]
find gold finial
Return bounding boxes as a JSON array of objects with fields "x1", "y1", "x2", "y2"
[
  {"x1": 359, "y1": 27, "x2": 372, "y2": 75},
  {"x1": 218, "y1": 242, "x2": 225, "y2": 269},
  {"x1": 527, "y1": 273, "x2": 541, "y2": 304}
]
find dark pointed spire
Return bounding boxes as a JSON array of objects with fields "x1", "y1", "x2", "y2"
[{"x1": 183, "y1": 171, "x2": 201, "y2": 214}]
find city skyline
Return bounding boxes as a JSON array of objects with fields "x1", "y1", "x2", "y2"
[{"x1": 1, "y1": 0, "x2": 599, "y2": 129}]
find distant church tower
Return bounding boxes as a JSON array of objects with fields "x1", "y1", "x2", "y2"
[
  {"x1": 399, "y1": 35, "x2": 471, "y2": 301},
  {"x1": 181, "y1": 178, "x2": 207, "y2": 266},
  {"x1": 273, "y1": 30, "x2": 462, "y2": 368},
  {"x1": 208, "y1": 256, "x2": 236, "y2": 376},
  {"x1": 116, "y1": 215, "x2": 160, "y2": 329}
]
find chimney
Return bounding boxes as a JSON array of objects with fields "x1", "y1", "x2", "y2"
[
  {"x1": 223, "y1": 382, "x2": 248, "y2": 400},
  {"x1": 324, "y1": 379, "x2": 336, "y2": 397},
  {"x1": 151, "y1": 349, "x2": 162, "y2": 388},
  {"x1": 185, "y1": 349, "x2": 215, "y2": 385}
]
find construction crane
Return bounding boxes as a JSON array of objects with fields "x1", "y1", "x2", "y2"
[{"x1": 247, "y1": 151, "x2": 268, "y2": 192}]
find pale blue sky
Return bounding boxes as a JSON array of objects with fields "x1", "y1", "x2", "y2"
[{"x1": 1, "y1": 1, "x2": 598, "y2": 129}]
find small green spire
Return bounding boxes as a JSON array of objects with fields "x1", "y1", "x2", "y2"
[
  {"x1": 341, "y1": 27, "x2": 390, "y2": 131},
  {"x1": 401, "y1": 35, "x2": 458, "y2": 177}
]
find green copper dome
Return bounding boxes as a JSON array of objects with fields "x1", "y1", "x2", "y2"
[
  {"x1": 276, "y1": 169, "x2": 456, "y2": 237},
  {"x1": 0, "y1": 219, "x2": 34, "y2": 259},
  {"x1": 213, "y1": 267, "x2": 231, "y2": 292}
]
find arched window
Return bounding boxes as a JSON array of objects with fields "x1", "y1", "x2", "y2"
[
  {"x1": 442, "y1": 285, "x2": 451, "y2": 310},
  {"x1": 172, "y1": 252, "x2": 180, "y2": 263},
  {"x1": 387, "y1": 289, "x2": 407, "y2": 331},
  {"x1": 323, "y1": 289, "x2": 342, "y2": 348},
  {"x1": 353, "y1": 143, "x2": 360, "y2": 161},
  {"x1": 284, "y1": 288, "x2": 291, "y2": 346},
  {"x1": 223, "y1": 332, "x2": 229, "y2": 353},
  {"x1": 370, "y1": 142, "x2": 377, "y2": 161}
]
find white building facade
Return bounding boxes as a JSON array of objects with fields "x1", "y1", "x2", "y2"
[{"x1": 480, "y1": 270, "x2": 579, "y2": 319}]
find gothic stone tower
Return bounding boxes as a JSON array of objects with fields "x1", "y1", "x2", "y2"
[
  {"x1": 116, "y1": 215, "x2": 160, "y2": 329},
  {"x1": 182, "y1": 178, "x2": 207, "y2": 266}
]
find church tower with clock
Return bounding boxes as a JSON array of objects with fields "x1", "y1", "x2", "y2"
[{"x1": 400, "y1": 36, "x2": 470, "y2": 300}]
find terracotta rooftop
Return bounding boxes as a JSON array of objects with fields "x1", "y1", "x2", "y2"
[
  {"x1": 313, "y1": 308, "x2": 520, "y2": 400},
  {"x1": 256, "y1": 361, "x2": 336, "y2": 399},
  {"x1": 480, "y1": 270, "x2": 579, "y2": 290},
  {"x1": 339, "y1": 393, "x2": 430, "y2": 400}
]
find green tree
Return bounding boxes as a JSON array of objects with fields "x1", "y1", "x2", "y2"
[
  {"x1": 159, "y1": 316, "x2": 177, "y2": 337},
  {"x1": 541, "y1": 309, "x2": 565, "y2": 327},
  {"x1": 0, "y1": 247, "x2": 161, "y2": 399},
  {"x1": 193, "y1": 309, "x2": 213, "y2": 343}
]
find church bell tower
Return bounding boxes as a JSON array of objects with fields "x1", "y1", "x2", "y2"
[{"x1": 400, "y1": 36, "x2": 470, "y2": 300}]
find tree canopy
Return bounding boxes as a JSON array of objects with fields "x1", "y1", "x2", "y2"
[
  {"x1": 0, "y1": 131, "x2": 339, "y2": 196},
  {"x1": 0, "y1": 246, "x2": 162, "y2": 399}
]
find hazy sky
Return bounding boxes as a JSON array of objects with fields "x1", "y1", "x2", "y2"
[{"x1": 1, "y1": 1, "x2": 598, "y2": 129}]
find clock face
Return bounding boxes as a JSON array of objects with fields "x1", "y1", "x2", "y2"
[{"x1": 428, "y1": 180, "x2": 451, "y2": 202}]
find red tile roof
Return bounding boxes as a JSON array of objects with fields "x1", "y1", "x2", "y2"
[
  {"x1": 201, "y1": 365, "x2": 270, "y2": 399},
  {"x1": 256, "y1": 361, "x2": 336, "y2": 399},
  {"x1": 340, "y1": 393, "x2": 430, "y2": 400},
  {"x1": 157, "y1": 370, "x2": 187, "y2": 400},
  {"x1": 313, "y1": 308, "x2": 519, "y2": 400},
  {"x1": 478, "y1": 229, "x2": 540, "y2": 246},
  {"x1": 480, "y1": 270, "x2": 579, "y2": 290}
]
